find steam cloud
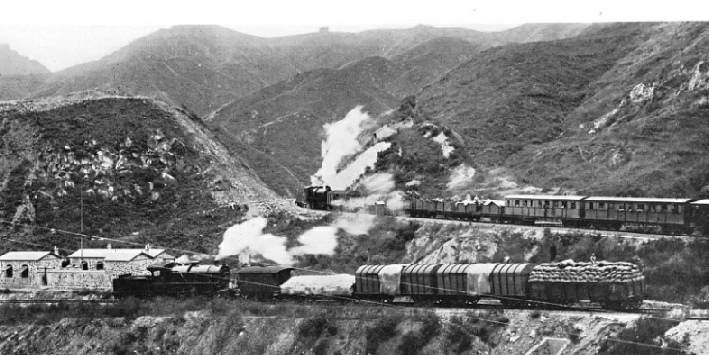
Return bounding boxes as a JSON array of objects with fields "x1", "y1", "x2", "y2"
[
  {"x1": 448, "y1": 164, "x2": 476, "y2": 190},
  {"x1": 218, "y1": 214, "x2": 376, "y2": 265},
  {"x1": 218, "y1": 218, "x2": 292, "y2": 264},
  {"x1": 311, "y1": 106, "x2": 378, "y2": 189}
]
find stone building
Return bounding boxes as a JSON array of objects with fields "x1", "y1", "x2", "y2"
[
  {"x1": 67, "y1": 245, "x2": 168, "y2": 271},
  {"x1": 103, "y1": 250, "x2": 156, "y2": 279},
  {"x1": 47, "y1": 247, "x2": 164, "y2": 290},
  {"x1": 0, "y1": 251, "x2": 63, "y2": 289},
  {"x1": 47, "y1": 250, "x2": 156, "y2": 290}
]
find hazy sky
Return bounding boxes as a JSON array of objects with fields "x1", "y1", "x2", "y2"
[{"x1": 2, "y1": 0, "x2": 708, "y2": 72}]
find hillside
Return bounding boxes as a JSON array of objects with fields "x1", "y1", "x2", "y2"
[
  {"x1": 0, "y1": 92, "x2": 280, "y2": 255},
  {"x1": 0, "y1": 44, "x2": 50, "y2": 76},
  {"x1": 509, "y1": 22, "x2": 709, "y2": 197},
  {"x1": 387, "y1": 22, "x2": 709, "y2": 198},
  {"x1": 207, "y1": 37, "x2": 485, "y2": 195},
  {"x1": 1, "y1": 24, "x2": 588, "y2": 118}
]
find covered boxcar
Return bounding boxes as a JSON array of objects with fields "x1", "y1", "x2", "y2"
[
  {"x1": 354, "y1": 264, "x2": 409, "y2": 300},
  {"x1": 480, "y1": 200, "x2": 505, "y2": 222}
]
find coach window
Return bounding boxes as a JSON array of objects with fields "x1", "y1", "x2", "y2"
[
  {"x1": 4, "y1": 265, "x2": 12, "y2": 278},
  {"x1": 515, "y1": 200, "x2": 520, "y2": 207},
  {"x1": 588, "y1": 202, "x2": 594, "y2": 210},
  {"x1": 672, "y1": 204, "x2": 680, "y2": 214},
  {"x1": 637, "y1": 204, "x2": 645, "y2": 212},
  {"x1": 571, "y1": 201, "x2": 577, "y2": 209},
  {"x1": 81, "y1": 261, "x2": 89, "y2": 270},
  {"x1": 96, "y1": 261, "x2": 104, "y2": 271},
  {"x1": 599, "y1": 202, "x2": 606, "y2": 210},
  {"x1": 538, "y1": 200, "x2": 543, "y2": 208},
  {"x1": 20, "y1": 264, "x2": 29, "y2": 278}
]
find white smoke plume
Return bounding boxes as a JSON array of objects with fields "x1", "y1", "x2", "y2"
[
  {"x1": 218, "y1": 218, "x2": 293, "y2": 264},
  {"x1": 331, "y1": 213, "x2": 376, "y2": 235},
  {"x1": 218, "y1": 214, "x2": 379, "y2": 265},
  {"x1": 330, "y1": 142, "x2": 391, "y2": 189},
  {"x1": 361, "y1": 173, "x2": 395, "y2": 194},
  {"x1": 358, "y1": 173, "x2": 405, "y2": 212},
  {"x1": 448, "y1": 164, "x2": 476, "y2": 190},
  {"x1": 289, "y1": 226, "x2": 339, "y2": 256},
  {"x1": 311, "y1": 106, "x2": 377, "y2": 189}
]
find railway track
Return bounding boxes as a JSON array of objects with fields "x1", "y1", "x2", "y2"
[
  {"x1": 359, "y1": 211, "x2": 695, "y2": 240},
  {"x1": 0, "y1": 298, "x2": 116, "y2": 304},
  {"x1": 2, "y1": 296, "x2": 705, "y2": 321}
]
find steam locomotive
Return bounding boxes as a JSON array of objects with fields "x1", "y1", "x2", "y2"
[
  {"x1": 112, "y1": 262, "x2": 231, "y2": 298},
  {"x1": 113, "y1": 260, "x2": 646, "y2": 311},
  {"x1": 301, "y1": 186, "x2": 709, "y2": 235}
]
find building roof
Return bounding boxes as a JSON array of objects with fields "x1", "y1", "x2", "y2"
[
  {"x1": 584, "y1": 196, "x2": 691, "y2": 203},
  {"x1": 103, "y1": 250, "x2": 154, "y2": 262},
  {"x1": 68, "y1": 248, "x2": 165, "y2": 259},
  {"x1": 0, "y1": 251, "x2": 60, "y2": 261},
  {"x1": 505, "y1": 195, "x2": 587, "y2": 201}
]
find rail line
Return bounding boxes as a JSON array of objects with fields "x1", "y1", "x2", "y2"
[{"x1": 0, "y1": 298, "x2": 116, "y2": 304}]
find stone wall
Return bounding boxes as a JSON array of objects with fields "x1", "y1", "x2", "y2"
[
  {"x1": 0, "y1": 257, "x2": 63, "y2": 290},
  {"x1": 105, "y1": 255, "x2": 153, "y2": 279},
  {"x1": 46, "y1": 270, "x2": 112, "y2": 290},
  {"x1": 68, "y1": 256, "x2": 105, "y2": 271}
]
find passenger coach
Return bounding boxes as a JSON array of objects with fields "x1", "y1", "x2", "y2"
[
  {"x1": 503, "y1": 195, "x2": 586, "y2": 226},
  {"x1": 582, "y1": 197, "x2": 692, "y2": 234}
]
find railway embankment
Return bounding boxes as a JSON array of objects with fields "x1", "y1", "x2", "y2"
[{"x1": 1, "y1": 297, "x2": 704, "y2": 355}]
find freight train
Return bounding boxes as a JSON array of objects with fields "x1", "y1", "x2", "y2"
[
  {"x1": 113, "y1": 260, "x2": 646, "y2": 311},
  {"x1": 301, "y1": 186, "x2": 709, "y2": 235}
]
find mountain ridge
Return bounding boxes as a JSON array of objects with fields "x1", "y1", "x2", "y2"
[{"x1": 0, "y1": 44, "x2": 50, "y2": 76}]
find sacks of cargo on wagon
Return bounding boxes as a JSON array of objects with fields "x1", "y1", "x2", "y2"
[
  {"x1": 279, "y1": 274, "x2": 355, "y2": 297},
  {"x1": 528, "y1": 261, "x2": 644, "y2": 283}
]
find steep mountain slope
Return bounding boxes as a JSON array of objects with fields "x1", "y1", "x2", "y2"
[
  {"x1": 415, "y1": 23, "x2": 653, "y2": 166},
  {"x1": 508, "y1": 22, "x2": 709, "y2": 197},
  {"x1": 396, "y1": 22, "x2": 709, "y2": 198},
  {"x1": 0, "y1": 44, "x2": 50, "y2": 75},
  {"x1": 0, "y1": 92, "x2": 278, "y2": 254},
  {"x1": 209, "y1": 58, "x2": 404, "y2": 194},
  {"x1": 4, "y1": 24, "x2": 588, "y2": 117},
  {"x1": 208, "y1": 37, "x2": 484, "y2": 195}
]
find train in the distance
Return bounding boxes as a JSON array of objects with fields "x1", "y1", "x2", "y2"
[
  {"x1": 300, "y1": 186, "x2": 709, "y2": 235},
  {"x1": 113, "y1": 260, "x2": 646, "y2": 311}
]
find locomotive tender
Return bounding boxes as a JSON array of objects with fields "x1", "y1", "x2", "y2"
[{"x1": 302, "y1": 186, "x2": 709, "y2": 234}]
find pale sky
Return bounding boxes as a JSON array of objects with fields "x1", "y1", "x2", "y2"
[{"x1": 2, "y1": 0, "x2": 708, "y2": 72}]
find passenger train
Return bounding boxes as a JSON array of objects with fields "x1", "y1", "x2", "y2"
[{"x1": 301, "y1": 186, "x2": 709, "y2": 235}]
